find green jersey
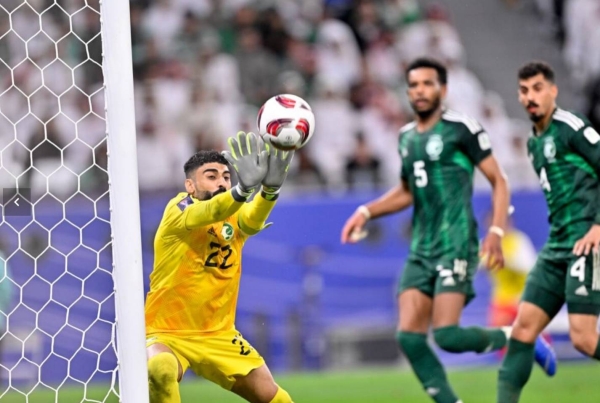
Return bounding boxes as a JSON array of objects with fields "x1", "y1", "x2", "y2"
[
  {"x1": 527, "y1": 108, "x2": 600, "y2": 252},
  {"x1": 399, "y1": 110, "x2": 492, "y2": 259}
]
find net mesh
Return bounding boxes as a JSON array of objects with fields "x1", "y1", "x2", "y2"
[{"x1": 0, "y1": 0, "x2": 119, "y2": 401}]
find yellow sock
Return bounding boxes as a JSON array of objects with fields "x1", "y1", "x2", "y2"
[
  {"x1": 148, "y1": 352, "x2": 181, "y2": 403},
  {"x1": 269, "y1": 386, "x2": 293, "y2": 403}
]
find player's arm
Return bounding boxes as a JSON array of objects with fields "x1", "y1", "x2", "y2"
[
  {"x1": 183, "y1": 190, "x2": 247, "y2": 229},
  {"x1": 479, "y1": 155, "x2": 510, "y2": 270},
  {"x1": 238, "y1": 191, "x2": 277, "y2": 236},
  {"x1": 161, "y1": 189, "x2": 249, "y2": 235},
  {"x1": 568, "y1": 123, "x2": 600, "y2": 255},
  {"x1": 340, "y1": 179, "x2": 413, "y2": 244},
  {"x1": 238, "y1": 146, "x2": 294, "y2": 236},
  {"x1": 364, "y1": 179, "x2": 413, "y2": 218},
  {"x1": 165, "y1": 132, "x2": 268, "y2": 233},
  {"x1": 459, "y1": 124, "x2": 510, "y2": 269},
  {"x1": 478, "y1": 156, "x2": 511, "y2": 238}
]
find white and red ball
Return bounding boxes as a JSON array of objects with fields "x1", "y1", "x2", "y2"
[{"x1": 257, "y1": 94, "x2": 315, "y2": 151}]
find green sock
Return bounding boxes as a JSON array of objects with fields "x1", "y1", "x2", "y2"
[
  {"x1": 497, "y1": 338, "x2": 535, "y2": 403},
  {"x1": 594, "y1": 337, "x2": 600, "y2": 360},
  {"x1": 434, "y1": 325, "x2": 507, "y2": 354},
  {"x1": 396, "y1": 332, "x2": 459, "y2": 403}
]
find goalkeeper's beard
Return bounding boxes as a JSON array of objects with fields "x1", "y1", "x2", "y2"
[{"x1": 196, "y1": 186, "x2": 227, "y2": 201}]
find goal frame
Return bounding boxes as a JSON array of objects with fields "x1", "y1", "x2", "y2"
[{"x1": 100, "y1": 0, "x2": 149, "y2": 401}]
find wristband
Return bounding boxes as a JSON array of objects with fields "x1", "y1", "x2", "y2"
[
  {"x1": 489, "y1": 226, "x2": 505, "y2": 238},
  {"x1": 261, "y1": 186, "x2": 280, "y2": 201},
  {"x1": 357, "y1": 205, "x2": 371, "y2": 220},
  {"x1": 232, "y1": 185, "x2": 254, "y2": 202}
]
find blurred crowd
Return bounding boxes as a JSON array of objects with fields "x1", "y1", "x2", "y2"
[
  {"x1": 1, "y1": 0, "x2": 543, "y2": 200},
  {"x1": 533, "y1": 0, "x2": 600, "y2": 129}
]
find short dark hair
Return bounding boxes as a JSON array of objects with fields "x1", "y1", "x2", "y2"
[
  {"x1": 405, "y1": 57, "x2": 448, "y2": 85},
  {"x1": 518, "y1": 61, "x2": 555, "y2": 82},
  {"x1": 183, "y1": 150, "x2": 228, "y2": 178}
]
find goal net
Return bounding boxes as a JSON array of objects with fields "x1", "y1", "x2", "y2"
[{"x1": 0, "y1": 0, "x2": 147, "y2": 401}]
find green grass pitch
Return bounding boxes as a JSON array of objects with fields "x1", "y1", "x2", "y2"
[{"x1": 1, "y1": 363, "x2": 598, "y2": 402}]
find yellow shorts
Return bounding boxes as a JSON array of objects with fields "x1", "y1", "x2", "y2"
[{"x1": 146, "y1": 329, "x2": 265, "y2": 390}]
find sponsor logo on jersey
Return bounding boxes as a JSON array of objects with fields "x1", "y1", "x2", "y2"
[
  {"x1": 543, "y1": 138, "x2": 556, "y2": 162},
  {"x1": 426, "y1": 134, "x2": 444, "y2": 160},
  {"x1": 221, "y1": 223, "x2": 234, "y2": 241}
]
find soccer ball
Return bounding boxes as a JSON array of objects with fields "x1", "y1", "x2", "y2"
[{"x1": 257, "y1": 94, "x2": 315, "y2": 151}]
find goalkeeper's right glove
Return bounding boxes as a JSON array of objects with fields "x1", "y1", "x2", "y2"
[
  {"x1": 261, "y1": 143, "x2": 294, "y2": 201},
  {"x1": 222, "y1": 132, "x2": 268, "y2": 201}
]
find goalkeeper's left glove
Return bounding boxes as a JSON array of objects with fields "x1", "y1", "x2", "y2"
[{"x1": 261, "y1": 144, "x2": 294, "y2": 200}]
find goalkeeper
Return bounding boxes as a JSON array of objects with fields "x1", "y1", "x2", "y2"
[{"x1": 145, "y1": 132, "x2": 294, "y2": 403}]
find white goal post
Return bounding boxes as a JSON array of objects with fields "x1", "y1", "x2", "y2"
[
  {"x1": 101, "y1": 0, "x2": 149, "y2": 401},
  {"x1": 0, "y1": 0, "x2": 148, "y2": 401}
]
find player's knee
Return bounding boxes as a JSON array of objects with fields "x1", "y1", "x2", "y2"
[
  {"x1": 570, "y1": 331, "x2": 597, "y2": 356},
  {"x1": 268, "y1": 386, "x2": 293, "y2": 403},
  {"x1": 433, "y1": 326, "x2": 463, "y2": 353},
  {"x1": 148, "y1": 353, "x2": 179, "y2": 391},
  {"x1": 510, "y1": 319, "x2": 539, "y2": 343}
]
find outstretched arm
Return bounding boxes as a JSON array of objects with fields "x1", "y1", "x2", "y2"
[
  {"x1": 238, "y1": 191, "x2": 277, "y2": 236},
  {"x1": 238, "y1": 145, "x2": 295, "y2": 236},
  {"x1": 187, "y1": 132, "x2": 268, "y2": 230},
  {"x1": 341, "y1": 180, "x2": 413, "y2": 244},
  {"x1": 183, "y1": 191, "x2": 247, "y2": 230}
]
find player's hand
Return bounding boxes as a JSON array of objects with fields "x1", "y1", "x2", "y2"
[
  {"x1": 222, "y1": 132, "x2": 268, "y2": 194},
  {"x1": 480, "y1": 233, "x2": 504, "y2": 270},
  {"x1": 262, "y1": 142, "x2": 294, "y2": 192},
  {"x1": 573, "y1": 224, "x2": 600, "y2": 256},
  {"x1": 341, "y1": 207, "x2": 369, "y2": 244}
]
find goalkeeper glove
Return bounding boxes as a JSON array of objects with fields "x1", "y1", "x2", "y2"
[
  {"x1": 261, "y1": 143, "x2": 294, "y2": 200},
  {"x1": 222, "y1": 132, "x2": 268, "y2": 200}
]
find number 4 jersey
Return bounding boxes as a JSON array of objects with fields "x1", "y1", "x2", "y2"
[
  {"x1": 145, "y1": 192, "x2": 248, "y2": 336},
  {"x1": 527, "y1": 108, "x2": 600, "y2": 253},
  {"x1": 399, "y1": 110, "x2": 492, "y2": 260}
]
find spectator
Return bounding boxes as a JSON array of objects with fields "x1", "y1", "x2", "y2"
[{"x1": 235, "y1": 27, "x2": 280, "y2": 106}]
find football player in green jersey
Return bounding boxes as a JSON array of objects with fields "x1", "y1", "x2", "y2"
[
  {"x1": 497, "y1": 61, "x2": 600, "y2": 403},
  {"x1": 341, "y1": 58, "x2": 553, "y2": 403}
]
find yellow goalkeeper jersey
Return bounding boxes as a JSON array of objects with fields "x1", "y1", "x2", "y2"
[
  {"x1": 489, "y1": 229, "x2": 537, "y2": 306},
  {"x1": 145, "y1": 191, "x2": 273, "y2": 336}
]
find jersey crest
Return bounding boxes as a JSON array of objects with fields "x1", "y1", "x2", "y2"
[
  {"x1": 425, "y1": 134, "x2": 444, "y2": 160},
  {"x1": 543, "y1": 137, "x2": 556, "y2": 162},
  {"x1": 221, "y1": 222, "x2": 235, "y2": 241}
]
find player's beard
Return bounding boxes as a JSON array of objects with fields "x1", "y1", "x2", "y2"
[
  {"x1": 196, "y1": 186, "x2": 227, "y2": 201},
  {"x1": 411, "y1": 96, "x2": 442, "y2": 120},
  {"x1": 529, "y1": 113, "x2": 544, "y2": 122},
  {"x1": 526, "y1": 102, "x2": 544, "y2": 122}
]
